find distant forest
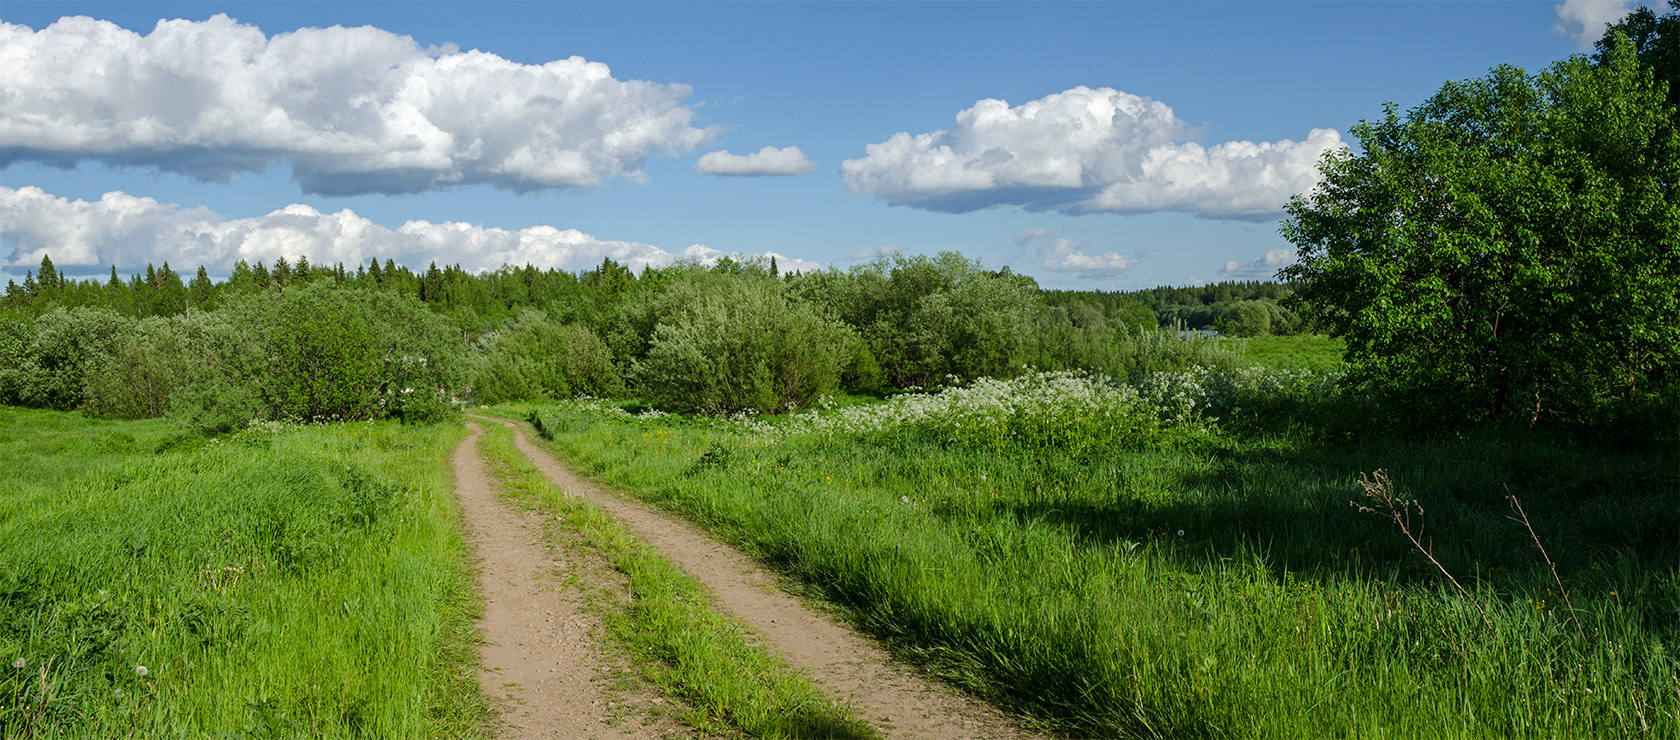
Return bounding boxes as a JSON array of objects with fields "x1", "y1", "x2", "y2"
[{"x1": 4, "y1": 253, "x2": 1308, "y2": 337}]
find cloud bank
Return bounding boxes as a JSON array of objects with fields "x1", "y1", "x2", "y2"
[
  {"x1": 694, "y1": 146, "x2": 817, "y2": 176},
  {"x1": 1554, "y1": 0, "x2": 1640, "y2": 49},
  {"x1": 1219, "y1": 248, "x2": 1294, "y2": 280},
  {"x1": 840, "y1": 86, "x2": 1341, "y2": 220},
  {"x1": 0, "y1": 186, "x2": 820, "y2": 277},
  {"x1": 0, "y1": 15, "x2": 715, "y2": 194},
  {"x1": 1015, "y1": 227, "x2": 1137, "y2": 278}
]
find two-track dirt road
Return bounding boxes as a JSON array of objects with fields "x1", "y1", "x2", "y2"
[{"x1": 452, "y1": 416, "x2": 1042, "y2": 739}]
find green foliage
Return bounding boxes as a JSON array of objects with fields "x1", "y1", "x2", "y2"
[
  {"x1": 1596, "y1": 0, "x2": 1679, "y2": 112},
  {"x1": 634, "y1": 275, "x2": 848, "y2": 414},
  {"x1": 265, "y1": 285, "x2": 382, "y2": 421},
  {"x1": 1282, "y1": 37, "x2": 1680, "y2": 428},
  {"x1": 469, "y1": 310, "x2": 623, "y2": 404},
  {"x1": 1218, "y1": 299, "x2": 1272, "y2": 337},
  {"x1": 80, "y1": 316, "x2": 193, "y2": 419},
  {"x1": 0, "y1": 306, "x2": 123, "y2": 411}
]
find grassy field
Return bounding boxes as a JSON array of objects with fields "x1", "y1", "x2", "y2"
[
  {"x1": 0, "y1": 408, "x2": 486, "y2": 738},
  {"x1": 521, "y1": 375, "x2": 1679, "y2": 738},
  {"x1": 473, "y1": 416, "x2": 874, "y2": 738},
  {"x1": 1222, "y1": 333, "x2": 1346, "y2": 372}
]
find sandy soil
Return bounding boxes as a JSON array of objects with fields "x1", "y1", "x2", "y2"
[
  {"x1": 452, "y1": 422, "x2": 689, "y2": 740},
  {"x1": 482, "y1": 416, "x2": 1044, "y2": 740}
]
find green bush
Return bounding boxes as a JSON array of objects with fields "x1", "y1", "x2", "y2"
[
  {"x1": 266, "y1": 286, "x2": 381, "y2": 421},
  {"x1": 469, "y1": 310, "x2": 622, "y2": 403},
  {"x1": 81, "y1": 316, "x2": 193, "y2": 419},
  {"x1": 0, "y1": 307, "x2": 123, "y2": 411},
  {"x1": 634, "y1": 277, "x2": 848, "y2": 414}
]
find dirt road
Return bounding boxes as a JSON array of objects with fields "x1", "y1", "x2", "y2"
[
  {"x1": 452, "y1": 422, "x2": 687, "y2": 739},
  {"x1": 475, "y1": 416, "x2": 1041, "y2": 740}
]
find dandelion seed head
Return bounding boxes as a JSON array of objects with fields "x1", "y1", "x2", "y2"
[
  {"x1": 135, "y1": 665, "x2": 149, "y2": 677},
  {"x1": 10, "y1": 658, "x2": 22, "y2": 669}
]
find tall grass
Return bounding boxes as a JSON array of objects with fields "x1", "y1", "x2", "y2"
[
  {"x1": 0, "y1": 408, "x2": 487, "y2": 738},
  {"x1": 526, "y1": 373, "x2": 1680, "y2": 738}
]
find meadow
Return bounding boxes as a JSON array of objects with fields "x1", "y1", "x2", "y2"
[
  {"x1": 0, "y1": 408, "x2": 485, "y2": 738},
  {"x1": 520, "y1": 368, "x2": 1680, "y2": 738}
]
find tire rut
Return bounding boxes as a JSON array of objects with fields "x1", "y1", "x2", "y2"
[
  {"x1": 453, "y1": 422, "x2": 688, "y2": 739},
  {"x1": 477, "y1": 416, "x2": 1044, "y2": 740}
]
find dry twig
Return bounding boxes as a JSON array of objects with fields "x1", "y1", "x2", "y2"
[{"x1": 1352, "y1": 469, "x2": 1492, "y2": 627}]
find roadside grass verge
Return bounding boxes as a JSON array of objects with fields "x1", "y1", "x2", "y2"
[
  {"x1": 519, "y1": 378, "x2": 1680, "y2": 739},
  {"x1": 472, "y1": 415, "x2": 875, "y2": 739},
  {"x1": 0, "y1": 407, "x2": 487, "y2": 738}
]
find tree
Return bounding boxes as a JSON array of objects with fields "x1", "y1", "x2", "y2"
[
  {"x1": 1280, "y1": 35, "x2": 1680, "y2": 428},
  {"x1": 1596, "y1": 0, "x2": 1678, "y2": 113}
]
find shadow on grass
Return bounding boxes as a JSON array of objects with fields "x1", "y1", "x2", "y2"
[{"x1": 1001, "y1": 427, "x2": 1680, "y2": 597}]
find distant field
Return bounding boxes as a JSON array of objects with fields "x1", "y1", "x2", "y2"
[
  {"x1": 1223, "y1": 333, "x2": 1346, "y2": 371},
  {"x1": 0, "y1": 409, "x2": 485, "y2": 738}
]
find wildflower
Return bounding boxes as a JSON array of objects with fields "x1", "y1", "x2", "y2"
[
  {"x1": 1177, "y1": 530, "x2": 1185, "y2": 537},
  {"x1": 901, "y1": 495, "x2": 910, "y2": 504},
  {"x1": 10, "y1": 658, "x2": 22, "y2": 669},
  {"x1": 136, "y1": 665, "x2": 149, "y2": 677}
]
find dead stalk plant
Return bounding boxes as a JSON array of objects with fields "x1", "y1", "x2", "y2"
[
  {"x1": 1506, "y1": 490, "x2": 1587, "y2": 640},
  {"x1": 1352, "y1": 469, "x2": 1492, "y2": 628}
]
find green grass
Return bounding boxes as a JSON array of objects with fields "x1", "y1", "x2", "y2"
[
  {"x1": 0, "y1": 407, "x2": 488, "y2": 738},
  {"x1": 472, "y1": 413, "x2": 875, "y2": 739},
  {"x1": 523, "y1": 397, "x2": 1680, "y2": 738},
  {"x1": 1223, "y1": 333, "x2": 1346, "y2": 372}
]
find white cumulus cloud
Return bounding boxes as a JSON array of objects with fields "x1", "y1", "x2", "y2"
[
  {"x1": 0, "y1": 185, "x2": 817, "y2": 277},
  {"x1": 840, "y1": 86, "x2": 1342, "y2": 220},
  {"x1": 1219, "y1": 248, "x2": 1295, "y2": 280},
  {"x1": 1554, "y1": 0, "x2": 1641, "y2": 49},
  {"x1": 845, "y1": 244, "x2": 904, "y2": 261},
  {"x1": 0, "y1": 15, "x2": 715, "y2": 194},
  {"x1": 694, "y1": 146, "x2": 817, "y2": 177},
  {"x1": 1015, "y1": 227, "x2": 1136, "y2": 278}
]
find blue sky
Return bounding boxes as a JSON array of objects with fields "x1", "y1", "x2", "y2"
[{"x1": 0, "y1": 0, "x2": 1651, "y2": 290}]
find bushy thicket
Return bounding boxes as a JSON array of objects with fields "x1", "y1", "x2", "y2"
[
  {"x1": 1, "y1": 283, "x2": 464, "y2": 430},
  {"x1": 634, "y1": 271, "x2": 850, "y2": 414},
  {"x1": 4, "y1": 250, "x2": 1262, "y2": 420},
  {"x1": 469, "y1": 310, "x2": 621, "y2": 404}
]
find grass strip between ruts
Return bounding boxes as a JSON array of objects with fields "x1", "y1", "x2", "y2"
[{"x1": 472, "y1": 417, "x2": 876, "y2": 740}]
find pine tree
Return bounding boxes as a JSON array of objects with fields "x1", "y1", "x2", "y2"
[{"x1": 189, "y1": 266, "x2": 214, "y2": 314}]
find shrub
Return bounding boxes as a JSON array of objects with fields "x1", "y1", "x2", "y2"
[
  {"x1": 634, "y1": 277, "x2": 848, "y2": 414},
  {"x1": 1, "y1": 307, "x2": 123, "y2": 411},
  {"x1": 469, "y1": 311, "x2": 622, "y2": 404},
  {"x1": 266, "y1": 287, "x2": 381, "y2": 421},
  {"x1": 82, "y1": 317, "x2": 193, "y2": 419}
]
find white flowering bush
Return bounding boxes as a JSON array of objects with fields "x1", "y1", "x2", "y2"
[
  {"x1": 1129, "y1": 365, "x2": 1345, "y2": 430},
  {"x1": 773, "y1": 371, "x2": 1190, "y2": 453},
  {"x1": 533, "y1": 367, "x2": 1347, "y2": 450}
]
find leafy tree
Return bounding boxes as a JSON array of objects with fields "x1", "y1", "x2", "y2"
[
  {"x1": 1597, "y1": 0, "x2": 1678, "y2": 112},
  {"x1": 1281, "y1": 35, "x2": 1680, "y2": 427}
]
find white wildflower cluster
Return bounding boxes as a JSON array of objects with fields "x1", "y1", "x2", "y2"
[
  {"x1": 546, "y1": 396, "x2": 635, "y2": 418},
  {"x1": 1128, "y1": 366, "x2": 1344, "y2": 425},
  {"x1": 754, "y1": 371, "x2": 1174, "y2": 450}
]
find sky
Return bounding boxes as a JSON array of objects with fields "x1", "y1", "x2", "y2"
[{"x1": 0, "y1": 0, "x2": 1659, "y2": 291}]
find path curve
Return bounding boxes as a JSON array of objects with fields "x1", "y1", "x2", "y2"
[
  {"x1": 453, "y1": 422, "x2": 685, "y2": 739},
  {"x1": 479, "y1": 416, "x2": 1044, "y2": 740}
]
